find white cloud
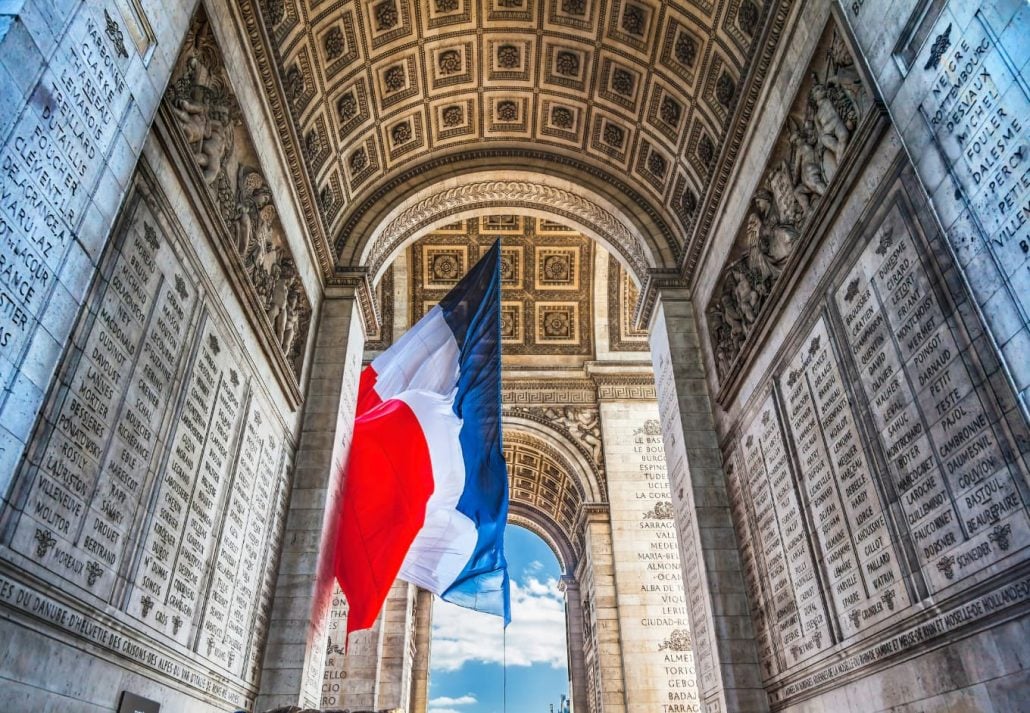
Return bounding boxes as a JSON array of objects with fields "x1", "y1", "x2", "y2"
[
  {"x1": 430, "y1": 577, "x2": 568, "y2": 672},
  {"x1": 525, "y1": 560, "x2": 544, "y2": 574},
  {"x1": 428, "y1": 708, "x2": 462, "y2": 713},
  {"x1": 430, "y1": 695, "x2": 478, "y2": 706}
]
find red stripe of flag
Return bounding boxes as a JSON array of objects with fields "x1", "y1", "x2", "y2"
[{"x1": 334, "y1": 377, "x2": 436, "y2": 635}]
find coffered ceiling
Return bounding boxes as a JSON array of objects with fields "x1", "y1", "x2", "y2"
[
  {"x1": 410, "y1": 215, "x2": 595, "y2": 356},
  {"x1": 238, "y1": 0, "x2": 780, "y2": 276}
]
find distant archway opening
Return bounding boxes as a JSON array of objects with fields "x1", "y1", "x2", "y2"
[{"x1": 428, "y1": 524, "x2": 572, "y2": 713}]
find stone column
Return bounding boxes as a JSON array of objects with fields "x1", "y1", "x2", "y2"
[
  {"x1": 599, "y1": 399, "x2": 697, "y2": 712},
  {"x1": 578, "y1": 504, "x2": 627, "y2": 712},
  {"x1": 255, "y1": 287, "x2": 366, "y2": 709},
  {"x1": 338, "y1": 608, "x2": 387, "y2": 711},
  {"x1": 376, "y1": 580, "x2": 417, "y2": 711},
  {"x1": 408, "y1": 587, "x2": 434, "y2": 713},
  {"x1": 648, "y1": 290, "x2": 768, "y2": 713},
  {"x1": 561, "y1": 576, "x2": 590, "y2": 713}
]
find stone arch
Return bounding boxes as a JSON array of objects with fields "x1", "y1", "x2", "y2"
[
  {"x1": 345, "y1": 167, "x2": 676, "y2": 286},
  {"x1": 503, "y1": 413, "x2": 605, "y2": 504},
  {"x1": 507, "y1": 504, "x2": 577, "y2": 576},
  {"x1": 502, "y1": 428, "x2": 588, "y2": 562}
]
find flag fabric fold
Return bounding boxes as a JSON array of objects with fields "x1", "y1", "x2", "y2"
[{"x1": 334, "y1": 241, "x2": 510, "y2": 637}]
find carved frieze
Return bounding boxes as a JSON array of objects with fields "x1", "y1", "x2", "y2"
[
  {"x1": 508, "y1": 405, "x2": 604, "y2": 467},
  {"x1": 706, "y1": 19, "x2": 871, "y2": 382},
  {"x1": 167, "y1": 9, "x2": 311, "y2": 379}
]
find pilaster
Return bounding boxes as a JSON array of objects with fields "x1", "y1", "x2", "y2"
[
  {"x1": 579, "y1": 504, "x2": 627, "y2": 712},
  {"x1": 255, "y1": 288, "x2": 366, "y2": 709},
  {"x1": 408, "y1": 588, "x2": 434, "y2": 713},
  {"x1": 561, "y1": 576, "x2": 589, "y2": 713},
  {"x1": 648, "y1": 291, "x2": 769, "y2": 713}
]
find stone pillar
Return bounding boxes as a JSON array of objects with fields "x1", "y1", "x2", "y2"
[
  {"x1": 599, "y1": 399, "x2": 697, "y2": 712},
  {"x1": 255, "y1": 287, "x2": 366, "y2": 709},
  {"x1": 648, "y1": 290, "x2": 769, "y2": 713},
  {"x1": 408, "y1": 587, "x2": 434, "y2": 713},
  {"x1": 561, "y1": 576, "x2": 590, "y2": 713},
  {"x1": 339, "y1": 608, "x2": 387, "y2": 711},
  {"x1": 579, "y1": 504, "x2": 627, "y2": 712},
  {"x1": 376, "y1": 580, "x2": 416, "y2": 711}
]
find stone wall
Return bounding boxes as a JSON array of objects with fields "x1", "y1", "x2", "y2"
[
  {"x1": 0, "y1": 1, "x2": 322, "y2": 709},
  {"x1": 842, "y1": 0, "x2": 1030, "y2": 409},
  {"x1": 0, "y1": 0, "x2": 199, "y2": 504},
  {"x1": 692, "y1": 2, "x2": 1030, "y2": 711}
]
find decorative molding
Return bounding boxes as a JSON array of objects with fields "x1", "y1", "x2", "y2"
[
  {"x1": 502, "y1": 380, "x2": 597, "y2": 406},
  {"x1": 363, "y1": 267, "x2": 394, "y2": 351},
  {"x1": 328, "y1": 267, "x2": 381, "y2": 339},
  {"x1": 368, "y1": 180, "x2": 649, "y2": 280},
  {"x1": 507, "y1": 405, "x2": 603, "y2": 468},
  {"x1": 607, "y1": 256, "x2": 650, "y2": 351},
  {"x1": 595, "y1": 377, "x2": 658, "y2": 401},
  {"x1": 634, "y1": 268, "x2": 688, "y2": 330}
]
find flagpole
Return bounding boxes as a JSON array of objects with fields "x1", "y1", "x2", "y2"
[{"x1": 503, "y1": 621, "x2": 508, "y2": 713}]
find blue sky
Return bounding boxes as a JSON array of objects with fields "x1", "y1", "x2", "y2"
[{"x1": 428, "y1": 525, "x2": 570, "y2": 713}]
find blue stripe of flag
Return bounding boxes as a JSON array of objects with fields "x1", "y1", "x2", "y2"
[{"x1": 438, "y1": 241, "x2": 511, "y2": 624}]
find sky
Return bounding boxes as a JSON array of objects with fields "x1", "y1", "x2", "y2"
[{"x1": 428, "y1": 525, "x2": 570, "y2": 713}]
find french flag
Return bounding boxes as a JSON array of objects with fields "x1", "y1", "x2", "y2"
[{"x1": 335, "y1": 242, "x2": 511, "y2": 636}]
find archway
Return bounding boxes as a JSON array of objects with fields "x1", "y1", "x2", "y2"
[
  {"x1": 312, "y1": 210, "x2": 731, "y2": 713},
  {"x1": 428, "y1": 524, "x2": 571, "y2": 713}
]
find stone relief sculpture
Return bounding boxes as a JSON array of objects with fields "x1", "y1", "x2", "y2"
[
  {"x1": 706, "y1": 24, "x2": 867, "y2": 380},
  {"x1": 167, "y1": 11, "x2": 311, "y2": 377},
  {"x1": 507, "y1": 405, "x2": 605, "y2": 473},
  {"x1": 169, "y1": 26, "x2": 236, "y2": 189}
]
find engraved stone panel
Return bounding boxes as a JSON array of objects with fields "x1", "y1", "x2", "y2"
[
  {"x1": 779, "y1": 318, "x2": 909, "y2": 637},
  {"x1": 739, "y1": 395, "x2": 832, "y2": 667},
  {"x1": 724, "y1": 170, "x2": 1030, "y2": 704},
  {"x1": 0, "y1": 3, "x2": 146, "y2": 485},
  {"x1": 9, "y1": 206, "x2": 199, "y2": 599},
  {"x1": 833, "y1": 201, "x2": 1030, "y2": 592},
  {"x1": 725, "y1": 449, "x2": 779, "y2": 679},
  {"x1": 907, "y1": 9, "x2": 1030, "y2": 402},
  {"x1": 0, "y1": 175, "x2": 294, "y2": 706},
  {"x1": 601, "y1": 404, "x2": 698, "y2": 712}
]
